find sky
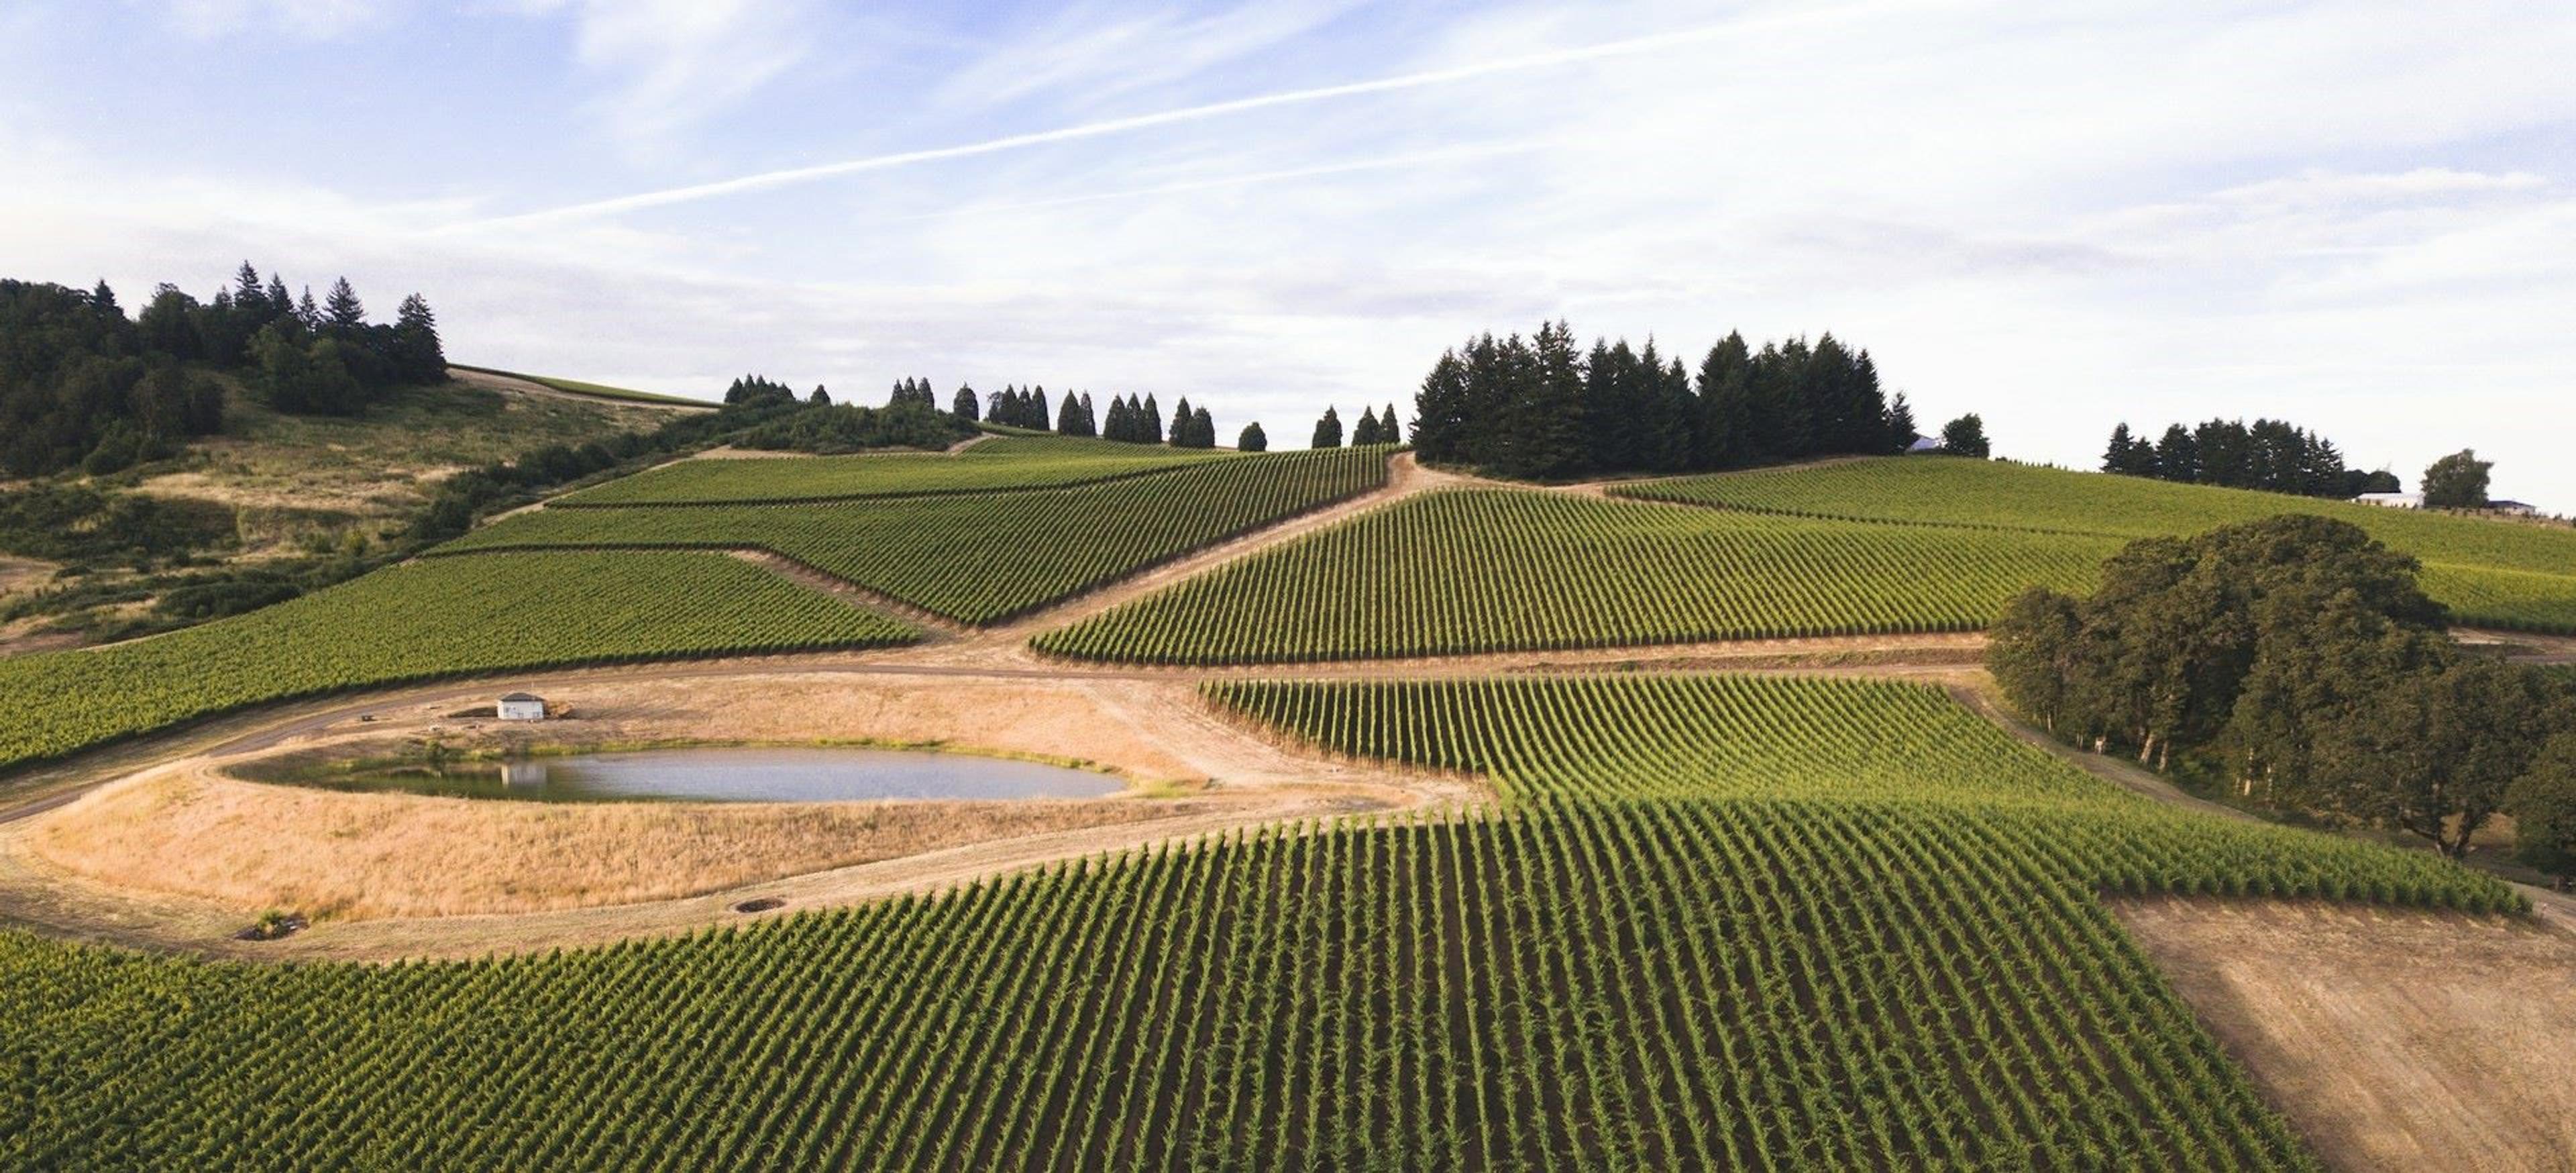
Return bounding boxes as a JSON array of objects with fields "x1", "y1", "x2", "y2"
[{"x1": 4, "y1": 1, "x2": 2573, "y2": 507}]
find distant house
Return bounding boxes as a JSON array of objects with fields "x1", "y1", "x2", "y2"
[
  {"x1": 496, "y1": 693, "x2": 547, "y2": 721},
  {"x1": 2355, "y1": 491, "x2": 2420, "y2": 509},
  {"x1": 2489, "y1": 499, "x2": 2538, "y2": 516},
  {"x1": 1905, "y1": 435, "x2": 1943, "y2": 454}
]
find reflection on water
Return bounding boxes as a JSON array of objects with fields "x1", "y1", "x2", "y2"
[{"x1": 300, "y1": 746, "x2": 1124, "y2": 803}]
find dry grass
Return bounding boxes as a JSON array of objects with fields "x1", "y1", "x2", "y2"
[
  {"x1": 29, "y1": 767, "x2": 1181, "y2": 918},
  {"x1": 2116, "y1": 896, "x2": 2576, "y2": 1172}
]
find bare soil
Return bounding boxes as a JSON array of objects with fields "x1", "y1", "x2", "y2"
[{"x1": 2116, "y1": 897, "x2": 2576, "y2": 1172}]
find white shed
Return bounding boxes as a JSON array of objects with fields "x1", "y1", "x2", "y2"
[
  {"x1": 2355, "y1": 492, "x2": 2420, "y2": 509},
  {"x1": 496, "y1": 693, "x2": 547, "y2": 721}
]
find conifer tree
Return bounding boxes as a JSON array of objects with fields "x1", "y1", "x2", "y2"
[
  {"x1": 1142, "y1": 394, "x2": 1163, "y2": 444},
  {"x1": 1190, "y1": 406, "x2": 1214, "y2": 448},
  {"x1": 296, "y1": 286, "x2": 321, "y2": 332},
  {"x1": 1312, "y1": 406, "x2": 1342, "y2": 448},
  {"x1": 1352, "y1": 405, "x2": 1381, "y2": 446},
  {"x1": 323, "y1": 277, "x2": 366, "y2": 335},
  {"x1": 392, "y1": 293, "x2": 444, "y2": 382},
  {"x1": 952, "y1": 384, "x2": 979, "y2": 421},
  {"x1": 1238, "y1": 421, "x2": 1267, "y2": 452},
  {"x1": 264, "y1": 274, "x2": 290, "y2": 321},
  {"x1": 810, "y1": 386, "x2": 831, "y2": 406},
  {"x1": 1381, "y1": 403, "x2": 1403, "y2": 445},
  {"x1": 1170, "y1": 397, "x2": 1192, "y2": 446},
  {"x1": 1883, "y1": 391, "x2": 1917, "y2": 454},
  {"x1": 1031, "y1": 386, "x2": 1049, "y2": 429},
  {"x1": 1695, "y1": 332, "x2": 1754, "y2": 470},
  {"x1": 233, "y1": 262, "x2": 266, "y2": 317},
  {"x1": 1411, "y1": 350, "x2": 1470, "y2": 463}
]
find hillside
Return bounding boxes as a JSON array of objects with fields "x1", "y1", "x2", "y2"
[
  {"x1": 0, "y1": 372, "x2": 672, "y2": 654},
  {"x1": 0, "y1": 429, "x2": 2568, "y2": 1171}
]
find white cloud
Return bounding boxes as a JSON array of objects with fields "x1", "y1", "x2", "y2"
[{"x1": 512, "y1": 0, "x2": 827, "y2": 154}]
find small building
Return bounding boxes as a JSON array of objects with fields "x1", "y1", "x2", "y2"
[
  {"x1": 496, "y1": 693, "x2": 547, "y2": 721},
  {"x1": 2489, "y1": 499, "x2": 2538, "y2": 516},
  {"x1": 1905, "y1": 435, "x2": 1943, "y2": 454},
  {"x1": 2355, "y1": 491, "x2": 2420, "y2": 509}
]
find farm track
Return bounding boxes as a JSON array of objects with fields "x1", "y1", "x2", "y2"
[
  {"x1": 447, "y1": 365, "x2": 709, "y2": 412},
  {"x1": 5, "y1": 445, "x2": 2572, "y2": 960}
]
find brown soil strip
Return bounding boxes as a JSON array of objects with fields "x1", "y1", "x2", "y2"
[{"x1": 2116, "y1": 896, "x2": 2576, "y2": 1172}]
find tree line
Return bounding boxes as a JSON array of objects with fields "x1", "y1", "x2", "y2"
[
  {"x1": 1989, "y1": 515, "x2": 2576, "y2": 878},
  {"x1": 2100, "y1": 418, "x2": 2397, "y2": 499},
  {"x1": 1, "y1": 263, "x2": 445, "y2": 477},
  {"x1": 1410, "y1": 323, "x2": 1970, "y2": 480}
]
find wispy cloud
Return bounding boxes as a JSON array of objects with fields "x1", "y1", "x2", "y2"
[
  {"x1": 456, "y1": 15, "x2": 1773, "y2": 229},
  {"x1": 516, "y1": 0, "x2": 826, "y2": 154},
  {"x1": 149, "y1": 0, "x2": 392, "y2": 40}
]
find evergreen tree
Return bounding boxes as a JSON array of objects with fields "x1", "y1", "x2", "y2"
[
  {"x1": 1056, "y1": 391, "x2": 1085, "y2": 436},
  {"x1": 1695, "y1": 332, "x2": 1754, "y2": 469},
  {"x1": 89, "y1": 280, "x2": 118, "y2": 315},
  {"x1": 1411, "y1": 350, "x2": 1470, "y2": 463},
  {"x1": 1883, "y1": 390, "x2": 1917, "y2": 454},
  {"x1": 296, "y1": 287, "x2": 321, "y2": 332},
  {"x1": 233, "y1": 262, "x2": 267, "y2": 319},
  {"x1": 2104, "y1": 423, "x2": 2139, "y2": 474},
  {"x1": 264, "y1": 274, "x2": 290, "y2": 322},
  {"x1": 951, "y1": 383, "x2": 979, "y2": 421},
  {"x1": 392, "y1": 293, "x2": 444, "y2": 382},
  {"x1": 1311, "y1": 406, "x2": 1342, "y2": 448},
  {"x1": 1238, "y1": 421, "x2": 1267, "y2": 452},
  {"x1": 1381, "y1": 403, "x2": 1403, "y2": 446},
  {"x1": 1142, "y1": 394, "x2": 1163, "y2": 444},
  {"x1": 1169, "y1": 397, "x2": 1193, "y2": 446},
  {"x1": 2153, "y1": 423, "x2": 2197, "y2": 482},
  {"x1": 1352, "y1": 405, "x2": 1381, "y2": 446},
  {"x1": 1503, "y1": 321, "x2": 1588, "y2": 480},
  {"x1": 1189, "y1": 406, "x2": 1214, "y2": 448},
  {"x1": 809, "y1": 386, "x2": 831, "y2": 406},
  {"x1": 323, "y1": 277, "x2": 366, "y2": 336},
  {"x1": 1031, "y1": 386, "x2": 1049, "y2": 429}
]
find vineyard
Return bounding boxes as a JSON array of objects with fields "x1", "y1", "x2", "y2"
[
  {"x1": 0, "y1": 675, "x2": 2514, "y2": 1169},
  {"x1": 560, "y1": 434, "x2": 1232, "y2": 507},
  {"x1": 443, "y1": 446, "x2": 1391, "y2": 624},
  {"x1": 0, "y1": 552, "x2": 918, "y2": 774},
  {"x1": 1036, "y1": 489, "x2": 2116, "y2": 664},
  {"x1": 1616, "y1": 458, "x2": 2576, "y2": 631}
]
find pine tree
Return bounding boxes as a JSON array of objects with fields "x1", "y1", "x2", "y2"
[
  {"x1": 264, "y1": 274, "x2": 290, "y2": 321},
  {"x1": 392, "y1": 293, "x2": 444, "y2": 382},
  {"x1": 1142, "y1": 394, "x2": 1163, "y2": 444},
  {"x1": 952, "y1": 384, "x2": 979, "y2": 421},
  {"x1": 1311, "y1": 406, "x2": 1342, "y2": 448},
  {"x1": 1883, "y1": 391, "x2": 1917, "y2": 455},
  {"x1": 1170, "y1": 397, "x2": 1192, "y2": 446},
  {"x1": 1352, "y1": 405, "x2": 1381, "y2": 445},
  {"x1": 1032, "y1": 386, "x2": 1049, "y2": 429},
  {"x1": 1695, "y1": 332, "x2": 1753, "y2": 470},
  {"x1": 1381, "y1": 403, "x2": 1402, "y2": 445},
  {"x1": 1189, "y1": 406, "x2": 1214, "y2": 448},
  {"x1": 323, "y1": 277, "x2": 366, "y2": 334},
  {"x1": 1238, "y1": 421, "x2": 1267, "y2": 452},
  {"x1": 1412, "y1": 350, "x2": 1470, "y2": 463},
  {"x1": 233, "y1": 262, "x2": 266, "y2": 317},
  {"x1": 810, "y1": 386, "x2": 831, "y2": 406},
  {"x1": 2104, "y1": 423, "x2": 2138, "y2": 474},
  {"x1": 297, "y1": 287, "x2": 321, "y2": 332},
  {"x1": 89, "y1": 280, "x2": 118, "y2": 314}
]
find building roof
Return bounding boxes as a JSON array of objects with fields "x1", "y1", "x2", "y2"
[{"x1": 498, "y1": 692, "x2": 543, "y2": 703}]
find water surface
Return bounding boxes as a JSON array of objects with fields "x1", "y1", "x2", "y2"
[{"x1": 299, "y1": 746, "x2": 1124, "y2": 803}]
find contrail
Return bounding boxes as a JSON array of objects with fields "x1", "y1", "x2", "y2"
[
  {"x1": 460, "y1": 21, "x2": 1746, "y2": 228},
  {"x1": 875, "y1": 142, "x2": 1544, "y2": 225}
]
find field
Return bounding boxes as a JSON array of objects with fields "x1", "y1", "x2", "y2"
[
  {"x1": 0, "y1": 675, "x2": 2511, "y2": 1169},
  {"x1": 441, "y1": 446, "x2": 1391, "y2": 624},
  {"x1": 447, "y1": 364, "x2": 716, "y2": 407},
  {"x1": 1037, "y1": 489, "x2": 2116, "y2": 664},
  {"x1": 559, "y1": 434, "x2": 1230, "y2": 506},
  {"x1": 1618, "y1": 458, "x2": 2576, "y2": 631},
  {"x1": 0, "y1": 552, "x2": 917, "y2": 773}
]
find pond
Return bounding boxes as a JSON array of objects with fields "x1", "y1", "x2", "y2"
[{"x1": 283, "y1": 746, "x2": 1126, "y2": 803}]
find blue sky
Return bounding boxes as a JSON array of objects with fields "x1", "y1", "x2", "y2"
[{"x1": 5, "y1": 1, "x2": 2573, "y2": 507}]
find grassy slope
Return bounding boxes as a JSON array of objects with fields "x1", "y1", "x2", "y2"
[
  {"x1": 0, "y1": 676, "x2": 2510, "y2": 1169},
  {"x1": 1619, "y1": 457, "x2": 2576, "y2": 630},
  {"x1": 1, "y1": 376, "x2": 665, "y2": 648},
  {"x1": 0, "y1": 551, "x2": 916, "y2": 775},
  {"x1": 561, "y1": 434, "x2": 1230, "y2": 506},
  {"x1": 447, "y1": 363, "x2": 714, "y2": 407}
]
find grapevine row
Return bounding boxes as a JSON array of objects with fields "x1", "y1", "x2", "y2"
[
  {"x1": 443, "y1": 446, "x2": 1391, "y2": 625},
  {"x1": 0, "y1": 551, "x2": 918, "y2": 774}
]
